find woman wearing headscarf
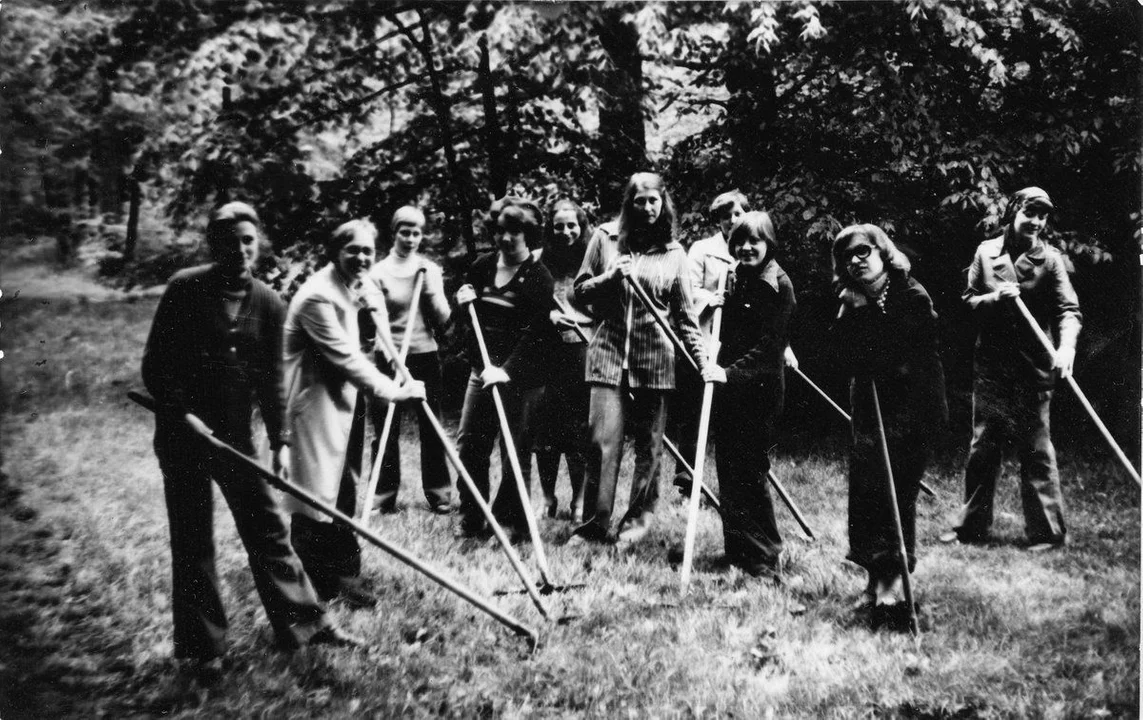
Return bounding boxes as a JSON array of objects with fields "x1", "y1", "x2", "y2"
[
  {"x1": 570, "y1": 172, "x2": 720, "y2": 546},
  {"x1": 830, "y1": 224, "x2": 947, "y2": 616},
  {"x1": 284, "y1": 219, "x2": 426, "y2": 608},
  {"x1": 143, "y1": 202, "x2": 363, "y2": 665}
]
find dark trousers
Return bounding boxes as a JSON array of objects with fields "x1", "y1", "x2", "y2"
[
  {"x1": 955, "y1": 377, "x2": 1066, "y2": 543},
  {"x1": 291, "y1": 398, "x2": 366, "y2": 597},
  {"x1": 534, "y1": 342, "x2": 589, "y2": 515},
  {"x1": 157, "y1": 436, "x2": 328, "y2": 659},
  {"x1": 578, "y1": 381, "x2": 668, "y2": 539},
  {"x1": 712, "y1": 384, "x2": 783, "y2": 570},
  {"x1": 846, "y1": 433, "x2": 928, "y2": 578},
  {"x1": 669, "y1": 360, "x2": 703, "y2": 478},
  {"x1": 370, "y1": 351, "x2": 452, "y2": 510},
  {"x1": 456, "y1": 371, "x2": 544, "y2": 533}
]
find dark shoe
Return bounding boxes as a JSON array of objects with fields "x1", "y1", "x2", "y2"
[
  {"x1": 739, "y1": 560, "x2": 782, "y2": 583},
  {"x1": 508, "y1": 527, "x2": 532, "y2": 545},
  {"x1": 331, "y1": 576, "x2": 377, "y2": 610},
  {"x1": 308, "y1": 626, "x2": 368, "y2": 650},
  {"x1": 672, "y1": 473, "x2": 693, "y2": 497},
  {"x1": 188, "y1": 656, "x2": 226, "y2": 686},
  {"x1": 852, "y1": 573, "x2": 877, "y2": 611},
  {"x1": 372, "y1": 496, "x2": 398, "y2": 515},
  {"x1": 543, "y1": 496, "x2": 558, "y2": 519}
]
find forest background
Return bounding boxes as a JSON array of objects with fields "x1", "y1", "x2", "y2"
[{"x1": 3, "y1": 0, "x2": 1140, "y2": 454}]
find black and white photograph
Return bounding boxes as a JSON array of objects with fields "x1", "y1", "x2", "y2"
[{"x1": 1, "y1": 0, "x2": 1140, "y2": 716}]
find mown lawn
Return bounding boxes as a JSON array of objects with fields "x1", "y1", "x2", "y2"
[{"x1": 1, "y1": 293, "x2": 1138, "y2": 719}]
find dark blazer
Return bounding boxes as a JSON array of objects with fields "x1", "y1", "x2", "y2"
[{"x1": 142, "y1": 264, "x2": 288, "y2": 452}]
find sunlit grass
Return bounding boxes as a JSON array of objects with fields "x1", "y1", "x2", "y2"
[{"x1": 1, "y1": 295, "x2": 1138, "y2": 718}]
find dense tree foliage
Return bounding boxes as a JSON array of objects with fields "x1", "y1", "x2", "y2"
[{"x1": 3, "y1": 0, "x2": 1138, "y2": 450}]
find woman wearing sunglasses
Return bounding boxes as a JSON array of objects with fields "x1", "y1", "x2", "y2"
[{"x1": 830, "y1": 224, "x2": 947, "y2": 624}]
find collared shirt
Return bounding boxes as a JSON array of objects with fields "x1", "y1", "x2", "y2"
[
  {"x1": 964, "y1": 235, "x2": 1082, "y2": 387},
  {"x1": 574, "y1": 225, "x2": 707, "y2": 390}
]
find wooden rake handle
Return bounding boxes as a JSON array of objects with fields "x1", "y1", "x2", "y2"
[{"x1": 128, "y1": 391, "x2": 539, "y2": 641}]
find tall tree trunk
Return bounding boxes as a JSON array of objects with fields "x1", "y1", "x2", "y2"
[
  {"x1": 479, "y1": 33, "x2": 508, "y2": 200},
  {"x1": 595, "y1": 7, "x2": 646, "y2": 213},
  {"x1": 124, "y1": 172, "x2": 141, "y2": 261},
  {"x1": 724, "y1": 26, "x2": 777, "y2": 187}
]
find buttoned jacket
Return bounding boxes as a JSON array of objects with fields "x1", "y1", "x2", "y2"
[
  {"x1": 963, "y1": 236, "x2": 1082, "y2": 387},
  {"x1": 282, "y1": 264, "x2": 398, "y2": 519},
  {"x1": 142, "y1": 264, "x2": 288, "y2": 453}
]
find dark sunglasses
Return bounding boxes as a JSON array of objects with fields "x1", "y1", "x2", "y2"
[{"x1": 844, "y1": 244, "x2": 873, "y2": 262}]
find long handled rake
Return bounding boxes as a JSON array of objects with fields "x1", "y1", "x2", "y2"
[
  {"x1": 370, "y1": 331, "x2": 553, "y2": 615},
  {"x1": 128, "y1": 391, "x2": 539, "y2": 643},
  {"x1": 791, "y1": 365, "x2": 937, "y2": 499},
  {"x1": 462, "y1": 301, "x2": 560, "y2": 590},
  {"x1": 679, "y1": 271, "x2": 726, "y2": 589},
  {"x1": 1011, "y1": 296, "x2": 1141, "y2": 487},
  {"x1": 359, "y1": 267, "x2": 426, "y2": 521},
  {"x1": 869, "y1": 381, "x2": 920, "y2": 638}
]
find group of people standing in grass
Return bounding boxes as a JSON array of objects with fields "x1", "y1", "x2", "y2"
[{"x1": 142, "y1": 172, "x2": 1080, "y2": 665}]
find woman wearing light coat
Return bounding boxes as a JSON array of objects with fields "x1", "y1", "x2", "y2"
[{"x1": 284, "y1": 219, "x2": 425, "y2": 607}]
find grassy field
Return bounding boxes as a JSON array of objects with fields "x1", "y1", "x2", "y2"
[{"x1": 1, "y1": 281, "x2": 1139, "y2": 718}]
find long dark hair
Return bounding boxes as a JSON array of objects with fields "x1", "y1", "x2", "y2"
[
  {"x1": 543, "y1": 198, "x2": 591, "y2": 277},
  {"x1": 617, "y1": 172, "x2": 676, "y2": 253}
]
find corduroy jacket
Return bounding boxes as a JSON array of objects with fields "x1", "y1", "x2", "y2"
[{"x1": 574, "y1": 225, "x2": 707, "y2": 390}]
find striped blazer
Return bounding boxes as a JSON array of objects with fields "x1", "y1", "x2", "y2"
[{"x1": 574, "y1": 224, "x2": 707, "y2": 390}]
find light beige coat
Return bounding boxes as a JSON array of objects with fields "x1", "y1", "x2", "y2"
[{"x1": 282, "y1": 264, "x2": 397, "y2": 521}]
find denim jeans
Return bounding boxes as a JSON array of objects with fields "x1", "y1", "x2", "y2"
[
  {"x1": 456, "y1": 371, "x2": 543, "y2": 533},
  {"x1": 955, "y1": 376, "x2": 1066, "y2": 543},
  {"x1": 577, "y1": 380, "x2": 667, "y2": 539}
]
